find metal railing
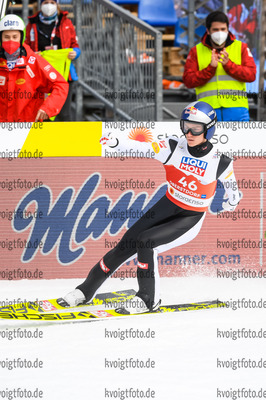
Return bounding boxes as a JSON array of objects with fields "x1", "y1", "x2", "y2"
[
  {"x1": 73, "y1": 0, "x2": 163, "y2": 121},
  {"x1": 178, "y1": 0, "x2": 227, "y2": 54},
  {"x1": 0, "y1": 0, "x2": 9, "y2": 19}
]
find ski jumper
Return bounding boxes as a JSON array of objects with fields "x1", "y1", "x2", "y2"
[{"x1": 77, "y1": 136, "x2": 240, "y2": 309}]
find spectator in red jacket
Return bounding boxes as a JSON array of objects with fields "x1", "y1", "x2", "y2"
[
  {"x1": 228, "y1": 2, "x2": 257, "y2": 48},
  {"x1": 183, "y1": 11, "x2": 256, "y2": 121},
  {"x1": 0, "y1": 14, "x2": 68, "y2": 123},
  {"x1": 25, "y1": 0, "x2": 81, "y2": 121}
]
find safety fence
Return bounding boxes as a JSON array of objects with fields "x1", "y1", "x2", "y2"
[
  {"x1": 73, "y1": 0, "x2": 163, "y2": 121},
  {"x1": 175, "y1": 0, "x2": 227, "y2": 53},
  {"x1": 0, "y1": 0, "x2": 8, "y2": 19},
  {"x1": 8, "y1": 0, "x2": 265, "y2": 121}
]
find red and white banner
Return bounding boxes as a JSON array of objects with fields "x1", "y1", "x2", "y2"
[{"x1": 0, "y1": 148, "x2": 265, "y2": 280}]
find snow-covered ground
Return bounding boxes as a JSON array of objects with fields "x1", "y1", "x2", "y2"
[{"x1": 0, "y1": 276, "x2": 266, "y2": 400}]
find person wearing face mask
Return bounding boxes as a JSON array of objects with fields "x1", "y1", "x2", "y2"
[
  {"x1": 183, "y1": 11, "x2": 256, "y2": 121},
  {"x1": 25, "y1": 0, "x2": 81, "y2": 121},
  {"x1": 0, "y1": 14, "x2": 68, "y2": 122}
]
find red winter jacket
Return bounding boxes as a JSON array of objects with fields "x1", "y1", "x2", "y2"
[
  {"x1": 228, "y1": 5, "x2": 257, "y2": 36},
  {"x1": 25, "y1": 11, "x2": 79, "y2": 52},
  {"x1": 0, "y1": 44, "x2": 69, "y2": 122},
  {"x1": 183, "y1": 31, "x2": 256, "y2": 89}
]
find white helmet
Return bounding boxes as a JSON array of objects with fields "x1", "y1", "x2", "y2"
[{"x1": 0, "y1": 14, "x2": 26, "y2": 45}]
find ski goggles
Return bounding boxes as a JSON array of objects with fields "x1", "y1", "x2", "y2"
[{"x1": 180, "y1": 120, "x2": 206, "y2": 136}]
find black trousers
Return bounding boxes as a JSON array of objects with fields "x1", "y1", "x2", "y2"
[
  {"x1": 56, "y1": 80, "x2": 76, "y2": 122},
  {"x1": 77, "y1": 195, "x2": 205, "y2": 308}
]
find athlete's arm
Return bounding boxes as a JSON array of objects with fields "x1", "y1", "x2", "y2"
[
  {"x1": 217, "y1": 156, "x2": 240, "y2": 210},
  {"x1": 100, "y1": 133, "x2": 179, "y2": 164}
]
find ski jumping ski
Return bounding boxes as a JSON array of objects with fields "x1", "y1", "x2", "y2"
[
  {"x1": 0, "y1": 289, "x2": 137, "y2": 314},
  {"x1": 0, "y1": 289, "x2": 225, "y2": 323}
]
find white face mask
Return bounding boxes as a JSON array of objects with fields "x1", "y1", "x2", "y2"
[
  {"x1": 210, "y1": 31, "x2": 228, "y2": 46},
  {"x1": 41, "y1": 3, "x2": 57, "y2": 17}
]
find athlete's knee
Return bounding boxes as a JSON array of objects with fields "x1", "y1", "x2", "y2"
[
  {"x1": 137, "y1": 232, "x2": 156, "y2": 250},
  {"x1": 116, "y1": 237, "x2": 137, "y2": 254}
]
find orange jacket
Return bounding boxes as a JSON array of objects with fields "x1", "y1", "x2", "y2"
[{"x1": 0, "y1": 43, "x2": 68, "y2": 122}]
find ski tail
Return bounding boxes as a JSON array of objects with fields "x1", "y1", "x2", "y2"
[{"x1": 0, "y1": 289, "x2": 137, "y2": 314}]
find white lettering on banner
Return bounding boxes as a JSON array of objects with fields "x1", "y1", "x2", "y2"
[{"x1": 12, "y1": 174, "x2": 167, "y2": 265}]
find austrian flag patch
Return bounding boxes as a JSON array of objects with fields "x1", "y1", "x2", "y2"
[
  {"x1": 179, "y1": 157, "x2": 208, "y2": 177},
  {"x1": 137, "y1": 261, "x2": 148, "y2": 269},
  {"x1": 100, "y1": 259, "x2": 110, "y2": 273}
]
